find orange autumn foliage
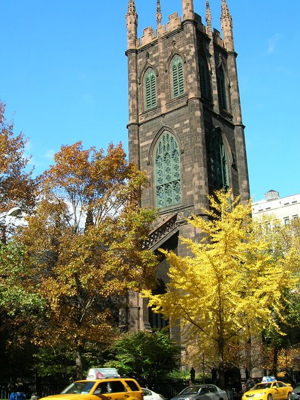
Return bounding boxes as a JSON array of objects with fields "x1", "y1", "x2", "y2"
[{"x1": 18, "y1": 141, "x2": 157, "y2": 378}]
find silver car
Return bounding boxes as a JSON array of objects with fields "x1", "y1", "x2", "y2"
[
  {"x1": 292, "y1": 387, "x2": 300, "y2": 400},
  {"x1": 171, "y1": 385, "x2": 227, "y2": 400}
]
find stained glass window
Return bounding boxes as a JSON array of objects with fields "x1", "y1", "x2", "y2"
[
  {"x1": 155, "y1": 133, "x2": 181, "y2": 208},
  {"x1": 171, "y1": 56, "x2": 184, "y2": 98},
  {"x1": 209, "y1": 131, "x2": 229, "y2": 191},
  {"x1": 145, "y1": 69, "x2": 157, "y2": 110}
]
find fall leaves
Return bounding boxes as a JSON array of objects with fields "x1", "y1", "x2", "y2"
[
  {"x1": 20, "y1": 142, "x2": 157, "y2": 375},
  {"x1": 144, "y1": 191, "x2": 300, "y2": 381},
  {"x1": 0, "y1": 103, "x2": 157, "y2": 378}
]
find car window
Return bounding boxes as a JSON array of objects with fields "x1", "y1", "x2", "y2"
[
  {"x1": 109, "y1": 381, "x2": 127, "y2": 393},
  {"x1": 180, "y1": 387, "x2": 201, "y2": 395},
  {"x1": 200, "y1": 388, "x2": 209, "y2": 395},
  {"x1": 208, "y1": 386, "x2": 217, "y2": 393},
  {"x1": 253, "y1": 384, "x2": 272, "y2": 390},
  {"x1": 272, "y1": 383, "x2": 279, "y2": 389},
  {"x1": 62, "y1": 382, "x2": 95, "y2": 394},
  {"x1": 94, "y1": 382, "x2": 109, "y2": 395},
  {"x1": 125, "y1": 380, "x2": 140, "y2": 392},
  {"x1": 143, "y1": 389, "x2": 152, "y2": 396},
  {"x1": 277, "y1": 383, "x2": 285, "y2": 388}
]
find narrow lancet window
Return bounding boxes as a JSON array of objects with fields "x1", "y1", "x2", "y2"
[
  {"x1": 209, "y1": 131, "x2": 229, "y2": 191},
  {"x1": 171, "y1": 56, "x2": 184, "y2": 98},
  {"x1": 145, "y1": 69, "x2": 157, "y2": 110},
  {"x1": 199, "y1": 57, "x2": 210, "y2": 99},
  {"x1": 217, "y1": 67, "x2": 227, "y2": 110}
]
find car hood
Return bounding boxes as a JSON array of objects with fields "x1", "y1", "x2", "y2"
[
  {"x1": 40, "y1": 395, "x2": 92, "y2": 400},
  {"x1": 245, "y1": 390, "x2": 271, "y2": 396}
]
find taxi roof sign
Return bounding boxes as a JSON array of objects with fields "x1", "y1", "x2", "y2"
[
  {"x1": 86, "y1": 368, "x2": 120, "y2": 380},
  {"x1": 262, "y1": 376, "x2": 276, "y2": 382}
]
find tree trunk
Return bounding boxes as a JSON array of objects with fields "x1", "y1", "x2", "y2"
[
  {"x1": 272, "y1": 347, "x2": 278, "y2": 377},
  {"x1": 218, "y1": 339, "x2": 225, "y2": 389},
  {"x1": 76, "y1": 346, "x2": 83, "y2": 379}
]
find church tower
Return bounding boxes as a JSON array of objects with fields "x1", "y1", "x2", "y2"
[{"x1": 125, "y1": 0, "x2": 250, "y2": 335}]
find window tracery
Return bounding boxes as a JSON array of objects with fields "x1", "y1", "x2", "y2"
[{"x1": 155, "y1": 132, "x2": 182, "y2": 208}]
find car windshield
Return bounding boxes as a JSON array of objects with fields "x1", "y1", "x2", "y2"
[
  {"x1": 252, "y1": 384, "x2": 272, "y2": 391},
  {"x1": 180, "y1": 387, "x2": 202, "y2": 395},
  {"x1": 61, "y1": 382, "x2": 95, "y2": 394}
]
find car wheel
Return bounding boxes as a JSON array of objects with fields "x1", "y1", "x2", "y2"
[
  {"x1": 268, "y1": 395, "x2": 273, "y2": 400},
  {"x1": 287, "y1": 393, "x2": 292, "y2": 400}
]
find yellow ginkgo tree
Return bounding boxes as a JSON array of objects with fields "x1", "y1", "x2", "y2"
[{"x1": 144, "y1": 190, "x2": 299, "y2": 386}]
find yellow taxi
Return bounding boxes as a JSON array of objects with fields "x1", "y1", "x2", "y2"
[
  {"x1": 242, "y1": 381, "x2": 292, "y2": 400},
  {"x1": 39, "y1": 378, "x2": 143, "y2": 400}
]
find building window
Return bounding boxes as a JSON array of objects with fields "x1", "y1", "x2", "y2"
[
  {"x1": 208, "y1": 130, "x2": 229, "y2": 192},
  {"x1": 155, "y1": 132, "x2": 181, "y2": 208},
  {"x1": 284, "y1": 217, "x2": 290, "y2": 226},
  {"x1": 217, "y1": 67, "x2": 227, "y2": 110},
  {"x1": 148, "y1": 279, "x2": 168, "y2": 330},
  {"x1": 171, "y1": 56, "x2": 184, "y2": 98},
  {"x1": 292, "y1": 215, "x2": 298, "y2": 220},
  {"x1": 145, "y1": 69, "x2": 156, "y2": 110},
  {"x1": 199, "y1": 57, "x2": 210, "y2": 99}
]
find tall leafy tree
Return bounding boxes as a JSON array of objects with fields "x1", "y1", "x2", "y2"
[
  {"x1": 144, "y1": 190, "x2": 299, "y2": 387},
  {"x1": 18, "y1": 141, "x2": 157, "y2": 378},
  {"x1": 0, "y1": 102, "x2": 40, "y2": 379},
  {"x1": 105, "y1": 330, "x2": 181, "y2": 387}
]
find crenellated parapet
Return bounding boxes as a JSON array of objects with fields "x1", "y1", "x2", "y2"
[
  {"x1": 126, "y1": 0, "x2": 238, "y2": 53},
  {"x1": 140, "y1": 26, "x2": 156, "y2": 47},
  {"x1": 213, "y1": 28, "x2": 225, "y2": 48}
]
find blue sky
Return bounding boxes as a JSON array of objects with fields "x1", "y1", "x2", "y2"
[{"x1": 0, "y1": 0, "x2": 299, "y2": 201}]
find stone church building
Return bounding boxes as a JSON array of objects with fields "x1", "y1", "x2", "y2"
[{"x1": 124, "y1": 0, "x2": 250, "y2": 339}]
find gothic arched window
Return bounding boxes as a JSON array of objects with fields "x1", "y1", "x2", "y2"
[
  {"x1": 217, "y1": 67, "x2": 227, "y2": 110},
  {"x1": 171, "y1": 56, "x2": 184, "y2": 98},
  {"x1": 199, "y1": 57, "x2": 210, "y2": 100},
  {"x1": 155, "y1": 132, "x2": 182, "y2": 208},
  {"x1": 145, "y1": 68, "x2": 157, "y2": 110},
  {"x1": 209, "y1": 131, "x2": 229, "y2": 192}
]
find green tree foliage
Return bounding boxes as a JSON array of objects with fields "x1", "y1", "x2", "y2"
[
  {"x1": 0, "y1": 242, "x2": 43, "y2": 318},
  {"x1": 17, "y1": 141, "x2": 157, "y2": 379},
  {"x1": 144, "y1": 191, "x2": 300, "y2": 387},
  {"x1": 105, "y1": 330, "x2": 181, "y2": 386}
]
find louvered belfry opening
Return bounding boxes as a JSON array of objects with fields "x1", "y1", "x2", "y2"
[
  {"x1": 171, "y1": 56, "x2": 184, "y2": 98},
  {"x1": 145, "y1": 68, "x2": 157, "y2": 110}
]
